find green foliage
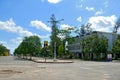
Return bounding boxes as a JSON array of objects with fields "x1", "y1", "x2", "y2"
[
  {"x1": 40, "y1": 48, "x2": 49, "y2": 57},
  {"x1": 50, "y1": 26, "x2": 60, "y2": 54},
  {"x1": 112, "y1": 35, "x2": 120, "y2": 54},
  {"x1": 117, "y1": 34, "x2": 120, "y2": 39},
  {"x1": 81, "y1": 35, "x2": 108, "y2": 60},
  {"x1": 80, "y1": 24, "x2": 86, "y2": 35},
  {"x1": 58, "y1": 44, "x2": 64, "y2": 57},
  {"x1": 0, "y1": 44, "x2": 7, "y2": 56},
  {"x1": 75, "y1": 23, "x2": 92, "y2": 36},
  {"x1": 50, "y1": 24, "x2": 76, "y2": 58},
  {"x1": 14, "y1": 36, "x2": 42, "y2": 58}
]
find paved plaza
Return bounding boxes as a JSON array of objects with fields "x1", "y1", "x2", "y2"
[{"x1": 0, "y1": 56, "x2": 120, "y2": 80}]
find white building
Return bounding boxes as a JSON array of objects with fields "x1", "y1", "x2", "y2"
[{"x1": 67, "y1": 31, "x2": 118, "y2": 58}]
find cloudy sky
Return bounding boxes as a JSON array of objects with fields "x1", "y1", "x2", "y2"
[{"x1": 0, "y1": 0, "x2": 120, "y2": 54}]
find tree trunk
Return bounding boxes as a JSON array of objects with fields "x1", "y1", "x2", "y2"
[{"x1": 30, "y1": 54, "x2": 32, "y2": 60}]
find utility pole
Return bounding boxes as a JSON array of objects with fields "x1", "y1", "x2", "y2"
[{"x1": 48, "y1": 14, "x2": 64, "y2": 61}]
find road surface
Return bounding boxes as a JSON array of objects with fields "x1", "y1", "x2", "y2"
[{"x1": 0, "y1": 56, "x2": 120, "y2": 80}]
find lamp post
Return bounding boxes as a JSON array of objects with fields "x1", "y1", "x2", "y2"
[{"x1": 48, "y1": 14, "x2": 64, "y2": 61}]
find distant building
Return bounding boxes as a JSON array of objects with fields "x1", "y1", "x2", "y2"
[
  {"x1": 4, "y1": 49, "x2": 10, "y2": 56},
  {"x1": 67, "y1": 31, "x2": 118, "y2": 58}
]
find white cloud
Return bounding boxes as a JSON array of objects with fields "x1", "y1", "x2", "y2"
[
  {"x1": 39, "y1": 34, "x2": 51, "y2": 38},
  {"x1": 0, "y1": 19, "x2": 51, "y2": 37},
  {"x1": 17, "y1": 26, "x2": 33, "y2": 36},
  {"x1": 10, "y1": 33, "x2": 50, "y2": 54},
  {"x1": 60, "y1": 24, "x2": 74, "y2": 30},
  {"x1": 88, "y1": 15, "x2": 117, "y2": 32},
  {"x1": 30, "y1": 20, "x2": 51, "y2": 32},
  {"x1": 0, "y1": 19, "x2": 34, "y2": 37},
  {"x1": 10, "y1": 37, "x2": 23, "y2": 54},
  {"x1": 0, "y1": 19, "x2": 17, "y2": 32},
  {"x1": 0, "y1": 19, "x2": 51, "y2": 54},
  {"x1": 58, "y1": 24, "x2": 72, "y2": 40},
  {"x1": 95, "y1": 9, "x2": 104, "y2": 15},
  {"x1": 11, "y1": 37, "x2": 23, "y2": 45},
  {"x1": 77, "y1": 16, "x2": 82, "y2": 22},
  {"x1": 0, "y1": 40, "x2": 14, "y2": 54},
  {"x1": 60, "y1": 24, "x2": 77, "y2": 33},
  {"x1": 0, "y1": 18, "x2": 36, "y2": 54},
  {"x1": 85, "y1": 7, "x2": 95, "y2": 11},
  {"x1": 57, "y1": 34, "x2": 65, "y2": 40},
  {"x1": 59, "y1": 24, "x2": 77, "y2": 39},
  {"x1": 0, "y1": 41, "x2": 7, "y2": 44},
  {"x1": 48, "y1": 0, "x2": 62, "y2": 4}
]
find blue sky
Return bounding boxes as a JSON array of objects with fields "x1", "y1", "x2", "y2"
[{"x1": 0, "y1": 0, "x2": 120, "y2": 54}]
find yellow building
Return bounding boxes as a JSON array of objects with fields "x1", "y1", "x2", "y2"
[{"x1": 3, "y1": 49, "x2": 10, "y2": 56}]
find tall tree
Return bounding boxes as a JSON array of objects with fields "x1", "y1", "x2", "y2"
[
  {"x1": 75, "y1": 23, "x2": 92, "y2": 36},
  {"x1": 49, "y1": 14, "x2": 64, "y2": 60},
  {"x1": 58, "y1": 26, "x2": 76, "y2": 58}
]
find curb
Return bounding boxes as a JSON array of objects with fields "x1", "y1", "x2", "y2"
[{"x1": 32, "y1": 59, "x2": 74, "y2": 63}]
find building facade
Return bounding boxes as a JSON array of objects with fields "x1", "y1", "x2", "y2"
[{"x1": 67, "y1": 31, "x2": 118, "y2": 58}]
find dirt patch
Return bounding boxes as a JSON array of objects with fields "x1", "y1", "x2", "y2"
[{"x1": 0, "y1": 70, "x2": 22, "y2": 74}]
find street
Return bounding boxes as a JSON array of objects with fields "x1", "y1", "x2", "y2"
[{"x1": 0, "y1": 56, "x2": 120, "y2": 80}]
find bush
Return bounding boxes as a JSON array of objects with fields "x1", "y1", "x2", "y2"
[{"x1": 117, "y1": 58, "x2": 120, "y2": 60}]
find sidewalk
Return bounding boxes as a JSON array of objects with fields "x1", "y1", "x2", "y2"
[{"x1": 32, "y1": 57, "x2": 73, "y2": 63}]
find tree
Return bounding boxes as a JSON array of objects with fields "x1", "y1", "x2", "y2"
[
  {"x1": 75, "y1": 23, "x2": 92, "y2": 36},
  {"x1": 113, "y1": 17, "x2": 120, "y2": 33},
  {"x1": 14, "y1": 36, "x2": 42, "y2": 60},
  {"x1": 14, "y1": 45, "x2": 21, "y2": 57},
  {"x1": 99, "y1": 36, "x2": 108, "y2": 53},
  {"x1": 57, "y1": 26, "x2": 76, "y2": 58},
  {"x1": 0, "y1": 44, "x2": 7, "y2": 56},
  {"x1": 81, "y1": 35, "x2": 108, "y2": 60},
  {"x1": 112, "y1": 35, "x2": 120, "y2": 59},
  {"x1": 58, "y1": 44, "x2": 64, "y2": 58},
  {"x1": 40, "y1": 47, "x2": 49, "y2": 62},
  {"x1": 49, "y1": 14, "x2": 64, "y2": 60}
]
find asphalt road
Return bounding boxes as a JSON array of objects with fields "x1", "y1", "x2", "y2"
[{"x1": 0, "y1": 56, "x2": 120, "y2": 80}]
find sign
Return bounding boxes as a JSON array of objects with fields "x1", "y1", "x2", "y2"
[{"x1": 44, "y1": 41, "x2": 48, "y2": 48}]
